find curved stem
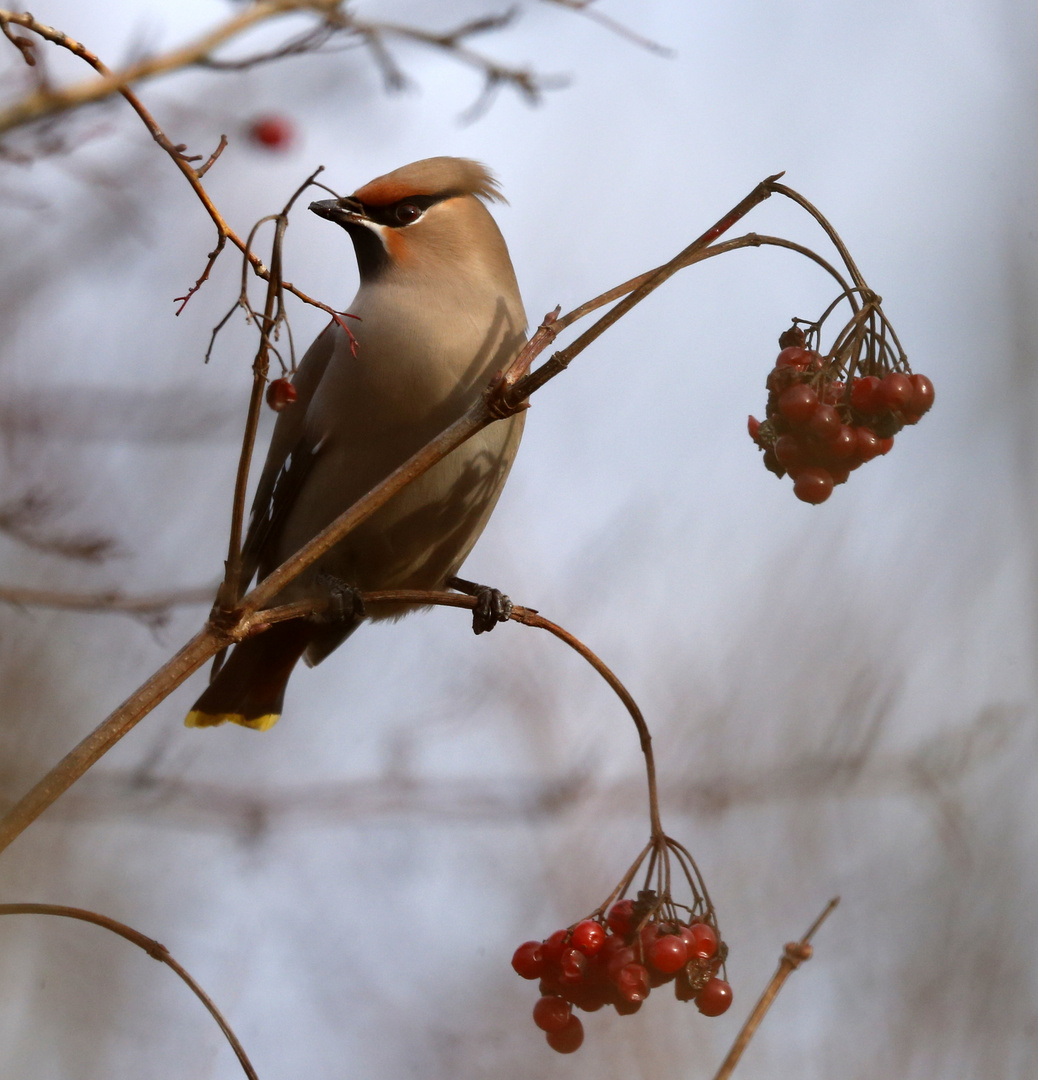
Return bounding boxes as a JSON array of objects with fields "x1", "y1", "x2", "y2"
[{"x1": 0, "y1": 904, "x2": 258, "y2": 1080}]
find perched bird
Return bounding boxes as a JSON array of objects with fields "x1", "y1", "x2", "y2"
[{"x1": 186, "y1": 157, "x2": 527, "y2": 731}]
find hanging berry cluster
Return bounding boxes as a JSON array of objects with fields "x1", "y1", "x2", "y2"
[
  {"x1": 747, "y1": 275, "x2": 933, "y2": 504},
  {"x1": 511, "y1": 838, "x2": 730, "y2": 1054}
]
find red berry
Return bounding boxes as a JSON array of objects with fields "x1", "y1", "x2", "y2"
[
  {"x1": 909, "y1": 373, "x2": 935, "y2": 415},
  {"x1": 546, "y1": 1015, "x2": 584, "y2": 1053},
  {"x1": 541, "y1": 929, "x2": 569, "y2": 966},
  {"x1": 855, "y1": 427, "x2": 882, "y2": 462},
  {"x1": 511, "y1": 941, "x2": 544, "y2": 980},
  {"x1": 808, "y1": 403, "x2": 840, "y2": 440},
  {"x1": 607, "y1": 900, "x2": 635, "y2": 937},
  {"x1": 878, "y1": 436, "x2": 894, "y2": 455},
  {"x1": 648, "y1": 934, "x2": 688, "y2": 974},
  {"x1": 878, "y1": 372, "x2": 913, "y2": 411},
  {"x1": 569, "y1": 920, "x2": 606, "y2": 956},
  {"x1": 266, "y1": 377, "x2": 297, "y2": 411},
  {"x1": 614, "y1": 996, "x2": 643, "y2": 1015},
  {"x1": 674, "y1": 972, "x2": 697, "y2": 1002},
  {"x1": 774, "y1": 434, "x2": 808, "y2": 469},
  {"x1": 684, "y1": 922, "x2": 719, "y2": 960},
  {"x1": 533, "y1": 995, "x2": 571, "y2": 1033},
  {"x1": 615, "y1": 963, "x2": 651, "y2": 1002},
  {"x1": 775, "y1": 346, "x2": 810, "y2": 369},
  {"x1": 793, "y1": 467, "x2": 834, "y2": 504},
  {"x1": 559, "y1": 947, "x2": 587, "y2": 984},
  {"x1": 748, "y1": 415, "x2": 761, "y2": 442},
  {"x1": 827, "y1": 425, "x2": 857, "y2": 459},
  {"x1": 248, "y1": 114, "x2": 296, "y2": 151},
  {"x1": 850, "y1": 375, "x2": 882, "y2": 413},
  {"x1": 824, "y1": 380, "x2": 846, "y2": 405},
  {"x1": 606, "y1": 946, "x2": 637, "y2": 980},
  {"x1": 828, "y1": 463, "x2": 851, "y2": 484},
  {"x1": 695, "y1": 977, "x2": 734, "y2": 1017},
  {"x1": 777, "y1": 384, "x2": 819, "y2": 424}
]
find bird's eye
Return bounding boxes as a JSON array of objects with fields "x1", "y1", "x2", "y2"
[{"x1": 394, "y1": 203, "x2": 422, "y2": 224}]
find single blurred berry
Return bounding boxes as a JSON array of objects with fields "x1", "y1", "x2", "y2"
[
  {"x1": 248, "y1": 114, "x2": 296, "y2": 151},
  {"x1": 266, "y1": 377, "x2": 297, "y2": 411},
  {"x1": 695, "y1": 977, "x2": 734, "y2": 1017}
]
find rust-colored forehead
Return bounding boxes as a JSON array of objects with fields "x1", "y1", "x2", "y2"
[{"x1": 351, "y1": 177, "x2": 434, "y2": 206}]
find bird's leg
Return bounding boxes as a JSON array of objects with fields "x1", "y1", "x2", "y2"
[
  {"x1": 447, "y1": 575, "x2": 513, "y2": 635},
  {"x1": 313, "y1": 573, "x2": 366, "y2": 624}
]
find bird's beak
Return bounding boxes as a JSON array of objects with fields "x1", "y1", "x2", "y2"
[{"x1": 309, "y1": 197, "x2": 367, "y2": 228}]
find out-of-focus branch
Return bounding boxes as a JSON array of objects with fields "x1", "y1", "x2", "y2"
[
  {"x1": 0, "y1": 3, "x2": 569, "y2": 136},
  {"x1": 0, "y1": 584, "x2": 214, "y2": 616}
]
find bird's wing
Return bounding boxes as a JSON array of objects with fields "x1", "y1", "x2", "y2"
[{"x1": 241, "y1": 320, "x2": 340, "y2": 585}]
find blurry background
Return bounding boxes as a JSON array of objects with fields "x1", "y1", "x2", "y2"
[{"x1": 1, "y1": 1, "x2": 1036, "y2": 1077}]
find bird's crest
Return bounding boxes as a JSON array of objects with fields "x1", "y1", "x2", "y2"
[{"x1": 352, "y1": 157, "x2": 506, "y2": 207}]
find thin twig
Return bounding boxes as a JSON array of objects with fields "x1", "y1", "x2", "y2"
[
  {"x1": 0, "y1": 903, "x2": 259, "y2": 1080},
  {"x1": 711, "y1": 897, "x2": 840, "y2": 1080}
]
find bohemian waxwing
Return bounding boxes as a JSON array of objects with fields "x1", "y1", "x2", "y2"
[{"x1": 185, "y1": 157, "x2": 526, "y2": 731}]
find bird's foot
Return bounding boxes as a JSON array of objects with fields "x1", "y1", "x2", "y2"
[
  {"x1": 313, "y1": 574, "x2": 366, "y2": 624},
  {"x1": 447, "y1": 575, "x2": 513, "y2": 635}
]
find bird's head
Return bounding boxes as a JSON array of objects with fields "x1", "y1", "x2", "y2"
[{"x1": 309, "y1": 157, "x2": 513, "y2": 287}]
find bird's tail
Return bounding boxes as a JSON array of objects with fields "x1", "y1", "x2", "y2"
[{"x1": 185, "y1": 621, "x2": 312, "y2": 732}]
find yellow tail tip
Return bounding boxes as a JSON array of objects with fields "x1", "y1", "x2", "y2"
[{"x1": 184, "y1": 709, "x2": 280, "y2": 732}]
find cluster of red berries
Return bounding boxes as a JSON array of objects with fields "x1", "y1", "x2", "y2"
[
  {"x1": 512, "y1": 897, "x2": 732, "y2": 1054},
  {"x1": 749, "y1": 335, "x2": 934, "y2": 504}
]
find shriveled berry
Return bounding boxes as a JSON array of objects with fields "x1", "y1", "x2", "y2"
[
  {"x1": 266, "y1": 378, "x2": 297, "y2": 411},
  {"x1": 511, "y1": 941, "x2": 544, "y2": 980},
  {"x1": 648, "y1": 934, "x2": 688, "y2": 974},
  {"x1": 695, "y1": 977, "x2": 734, "y2": 1017},
  {"x1": 793, "y1": 467, "x2": 834, "y2": 504},
  {"x1": 606, "y1": 946, "x2": 637, "y2": 980},
  {"x1": 546, "y1": 1014, "x2": 584, "y2": 1053},
  {"x1": 559, "y1": 947, "x2": 587, "y2": 984},
  {"x1": 533, "y1": 995, "x2": 572, "y2": 1033},
  {"x1": 777, "y1": 384, "x2": 819, "y2": 424},
  {"x1": 615, "y1": 963, "x2": 651, "y2": 1002},
  {"x1": 748, "y1": 415, "x2": 761, "y2": 442}
]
